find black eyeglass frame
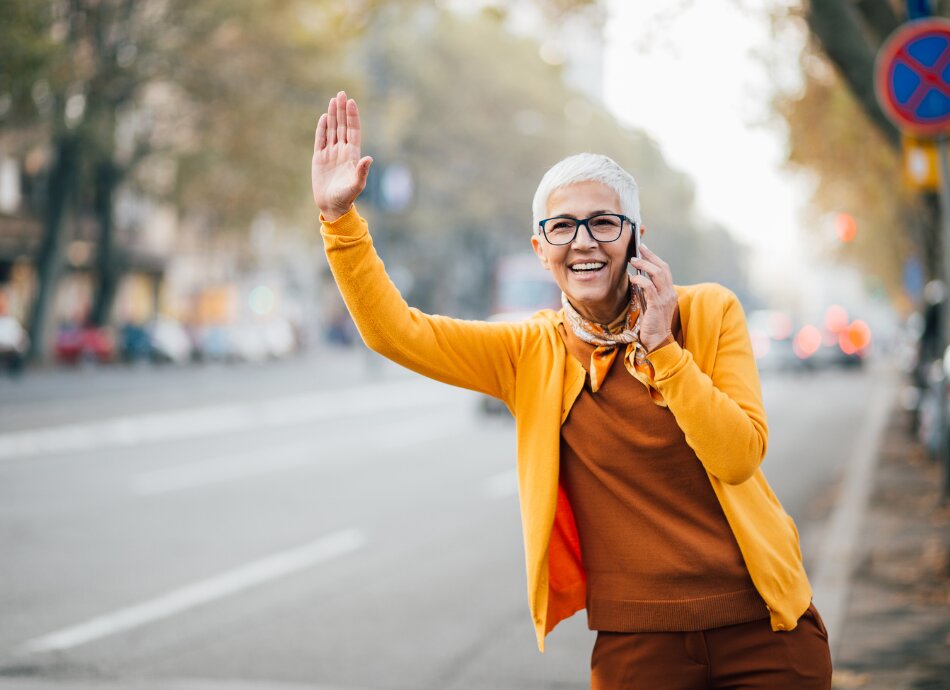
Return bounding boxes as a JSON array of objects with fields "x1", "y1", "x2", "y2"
[{"x1": 537, "y1": 213, "x2": 637, "y2": 246}]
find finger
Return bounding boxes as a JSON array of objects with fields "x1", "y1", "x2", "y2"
[
  {"x1": 640, "y1": 243, "x2": 669, "y2": 269},
  {"x1": 630, "y1": 274, "x2": 660, "y2": 300},
  {"x1": 629, "y1": 256, "x2": 660, "y2": 279},
  {"x1": 336, "y1": 91, "x2": 347, "y2": 146},
  {"x1": 315, "y1": 113, "x2": 327, "y2": 151},
  {"x1": 356, "y1": 155, "x2": 373, "y2": 187},
  {"x1": 346, "y1": 99, "x2": 361, "y2": 148},
  {"x1": 327, "y1": 97, "x2": 337, "y2": 145}
]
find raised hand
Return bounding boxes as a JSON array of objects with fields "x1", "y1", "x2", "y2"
[{"x1": 312, "y1": 90, "x2": 373, "y2": 222}]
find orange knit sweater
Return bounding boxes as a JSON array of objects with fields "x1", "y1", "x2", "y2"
[{"x1": 558, "y1": 320, "x2": 770, "y2": 631}]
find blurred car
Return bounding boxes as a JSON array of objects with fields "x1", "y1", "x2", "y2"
[
  {"x1": 232, "y1": 323, "x2": 269, "y2": 362},
  {"x1": 193, "y1": 320, "x2": 297, "y2": 363},
  {"x1": 810, "y1": 341, "x2": 866, "y2": 369},
  {"x1": 751, "y1": 335, "x2": 812, "y2": 374},
  {"x1": 0, "y1": 314, "x2": 29, "y2": 374},
  {"x1": 261, "y1": 317, "x2": 297, "y2": 359},
  {"x1": 193, "y1": 325, "x2": 240, "y2": 363},
  {"x1": 487, "y1": 253, "x2": 562, "y2": 323},
  {"x1": 148, "y1": 316, "x2": 194, "y2": 364},
  {"x1": 119, "y1": 323, "x2": 152, "y2": 362},
  {"x1": 54, "y1": 324, "x2": 116, "y2": 364},
  {"x1": 747, "y1": 309, "x2": 811, "y2": 374}
]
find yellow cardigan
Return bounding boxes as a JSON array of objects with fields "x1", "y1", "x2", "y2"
[{"x1": 322, "y1": 206, "x2": 812, "y2": 651}]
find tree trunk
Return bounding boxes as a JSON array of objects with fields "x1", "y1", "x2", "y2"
[
  {"x1": 27, "y1": 134, "x2": 79, "y2": 362},
  {"x1": 89, "y1": 159, "x2": 121, "y2": 327},
  {"x1": 806, "y1": 0, "x2": 901, "y2": 150}
]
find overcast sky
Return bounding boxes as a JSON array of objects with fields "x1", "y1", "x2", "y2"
[{"x1": 602, "y1": 0, "x2": 814, "y2": 303}]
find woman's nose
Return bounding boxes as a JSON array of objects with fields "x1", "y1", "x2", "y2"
[{"x1": 570, "y1": 222, "x2": 598, "y2": 249}]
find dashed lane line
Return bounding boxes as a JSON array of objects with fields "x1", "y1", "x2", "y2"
[{"x1": 16, "y1": 528, "x2": 367, "y2": 655}]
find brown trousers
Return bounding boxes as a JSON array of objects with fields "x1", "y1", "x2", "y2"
[{"x1": 590, "y1": 602, "x2": 832, "y2": 690}]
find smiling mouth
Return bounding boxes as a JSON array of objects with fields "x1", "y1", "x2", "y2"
[{"x1": 570, "y1": 262, "x2": 606, "y2": 274}]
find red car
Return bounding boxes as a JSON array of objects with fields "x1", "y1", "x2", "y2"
[{"x1": 54, "y1": 324, "x2": 116, "y2": 364}]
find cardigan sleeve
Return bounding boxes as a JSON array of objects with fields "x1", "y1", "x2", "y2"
[
  {"x1": 321, "y1": 206, "x2": 524, "y2": 403},
  {"x1": 644, "y1": 289, "x2": 768, "y2": 485}
]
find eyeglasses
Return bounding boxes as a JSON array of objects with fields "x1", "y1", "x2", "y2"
[{"x1": 537, "y1": 213, "x2": 634, "y2": 246}]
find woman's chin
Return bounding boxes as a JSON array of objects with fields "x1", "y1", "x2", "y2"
[{"x1": 566, "y1": 290, "x2": 615, "y2": 316}]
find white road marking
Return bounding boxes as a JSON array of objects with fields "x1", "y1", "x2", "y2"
[
  {"x1": 483, "y1": 468, "x2": 518, "y2": 500},
  {"x1": 16, "y1": 528, "x2": 367, "y2": 654},
  {"x1": 810, "y1": 370, "x2": 895, "y2": 662},
  {"x1": 131, "y1": 441, "x2": 319, "y2": 495},
  {"x1": 131, "y1": 412, "x2": 473, "y2": 495},
  {"x1": 0, "y1": 379, "x2": 463, "y2": 462}
]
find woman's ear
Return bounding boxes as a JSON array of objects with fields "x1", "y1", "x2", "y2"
[{"x1": 530, "y1": 233, "x2": 550, "y2": 270}]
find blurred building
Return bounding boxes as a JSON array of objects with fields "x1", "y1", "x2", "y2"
[
  {"x1": 0, "y1": 150, "x2": 37, "y2": 323},
  {"x1": 0, "y1": 142, "x2": 173, "y2": 332}
]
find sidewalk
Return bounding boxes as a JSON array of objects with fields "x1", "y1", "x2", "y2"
[{"x1": 832, "y1": 399, "x2": 950, "y2": 689}]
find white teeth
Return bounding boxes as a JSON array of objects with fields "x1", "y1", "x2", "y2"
[{"x1": 571, "y1": 262, "x2": 605, "y2": 272}]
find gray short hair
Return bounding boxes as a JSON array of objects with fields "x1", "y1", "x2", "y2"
[{"x1": 531, "y1": 153, "x2": 641, "y2": 232}]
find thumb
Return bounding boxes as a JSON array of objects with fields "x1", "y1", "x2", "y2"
[{"x1": 357, "y1": 156, "x2": 373, "y2": 187}]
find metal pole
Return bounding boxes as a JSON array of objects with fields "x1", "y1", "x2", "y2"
[{"x1": 935, "y1": 135, "x2": 950, "y2": 500}]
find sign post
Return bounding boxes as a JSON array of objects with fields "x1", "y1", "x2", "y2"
[{"x1": 876, "y1": 18, "x2": 950, "y2": 498}]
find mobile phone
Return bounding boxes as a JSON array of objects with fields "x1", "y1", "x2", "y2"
[{"x1": 626, "y1": 223, "x2": 646, "y2": 311}]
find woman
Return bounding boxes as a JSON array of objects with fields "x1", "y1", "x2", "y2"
[{"x1": 312, "y1": 90, "x2": 832, "y2": 689}]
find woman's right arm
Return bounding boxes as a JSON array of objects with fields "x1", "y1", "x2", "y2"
[{"x1": 313, "y1": 91, "x2": 524, "y2": 401}]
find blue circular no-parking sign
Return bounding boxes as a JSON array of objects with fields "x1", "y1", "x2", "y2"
[{"x1": 876, "y1": 18, "x2": 950, "y2": 135}]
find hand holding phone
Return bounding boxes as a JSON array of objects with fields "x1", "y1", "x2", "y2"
[{"x1": 626, "y1": 224, "x2": 646, "y2": 311}]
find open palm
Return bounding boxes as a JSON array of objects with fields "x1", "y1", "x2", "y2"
[{"x1": 312, "y1": 90, "x2": 373, "y2": 221}]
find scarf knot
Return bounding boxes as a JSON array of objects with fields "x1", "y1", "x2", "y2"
[{"x1": 561, "y1": 291, "x2": 666, "y2": 406}]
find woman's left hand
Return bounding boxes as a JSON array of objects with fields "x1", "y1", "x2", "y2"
[{"x1": 629, "y1": 243, "x2": 678, "y2": 352}]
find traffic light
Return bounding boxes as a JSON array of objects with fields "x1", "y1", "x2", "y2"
[{"x1": 835, "y1": 213, "x2": 858, "y2": 243}]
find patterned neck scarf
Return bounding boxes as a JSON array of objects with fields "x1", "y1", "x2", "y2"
[{"x1": 561, "y1": 290, "x2": 666, "y2": 406}]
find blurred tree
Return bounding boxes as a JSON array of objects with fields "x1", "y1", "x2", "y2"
[
  {"x1": 0, "y1": 0, "x2": 385, "y2": 359},
  {"x1": 774, "y1": 41, "x2": 915, "y2": 300},
  {"x1": 771, "y1": 1, "x2": 950, "y2": 304},
  {"x1": 354, "y1": 7, "x2": 750, "y2": 315},
  {"x1": 803, "y1": 0, "x2": 903, "y2": 150},
  {"x1": 771, "y1": 0, "x2": 950, "y2": 311},
  {"x1": 2, "y1": 0, "x2": 748, "y2": 359}
]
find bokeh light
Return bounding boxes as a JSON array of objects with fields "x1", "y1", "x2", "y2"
[
  {"x1": 766, "y1": 311, "x2": 793, "y2": 340},
  {"x1": 793, "y1": 324, "x2": 822, "y2": 359},
  {"x1": 750, "y1": 330, "x2": 771, "y2": 359},
  {"x1": 840, "y1": 319, "x2": 871, "y2": 354},
  {"x1": 248, "y1": 285, "x2": 275, "y2": 316},
  {"x1": 835, "y1": 213, "x2": 858, "y2": 243},
  {"x1": 824, "y1": 304, "x2": 849, "y2": 333}
]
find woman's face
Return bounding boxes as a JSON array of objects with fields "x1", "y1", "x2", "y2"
[{"x1": 531, "y1": 180, "x2": 635, "y2": 324}]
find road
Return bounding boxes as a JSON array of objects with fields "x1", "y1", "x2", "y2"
[{"x1": 0, "y1": 348, "x2": 889, "y2": 689}]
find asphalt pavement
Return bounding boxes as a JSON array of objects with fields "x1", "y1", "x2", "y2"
[{"x1": 0, "y1": 347, "x2": 925, "y2": 689}]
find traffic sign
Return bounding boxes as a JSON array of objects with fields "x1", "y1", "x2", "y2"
[
  {"x1": 875, "y1": 18, "x2": 950, "y2": 136},
  {"x1": 903, "y1": 134, "x2": 940, "y2": 190}
]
